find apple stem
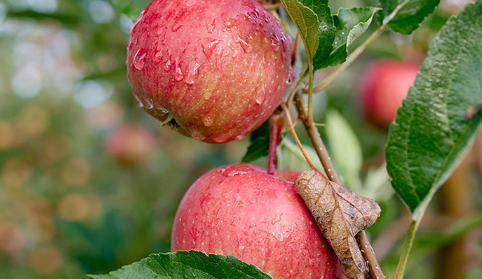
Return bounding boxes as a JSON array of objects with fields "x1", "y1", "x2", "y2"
[
  {"x1": 267, "y1": 113, "x2": 285, "y2": 175},
  {"x1": 293, "y1": 93, "x2": 386, "y2": 279}
]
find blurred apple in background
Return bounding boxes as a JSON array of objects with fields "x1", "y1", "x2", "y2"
[
  {"x1": 357, "y1": 60, "x2": 419, "y2": 130},
  {"x1": 171, "y1": 164, "x2": 346, "y2": 279},
  {"x1": 104, "y1": 124, "x2": 156, "y2": 168}
]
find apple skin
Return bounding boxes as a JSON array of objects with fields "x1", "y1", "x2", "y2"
[
  {"x1": 104, "y1": 124, "x2": 156, "y2": 168},
  {"x1": 357, "y1": 60, "x2": 419, "y2": 129},
  {"x1": 127, "y1": 0, "x2": 292, "y2": 143},
  {"x1": 171, "y1": 164, "x2": 345, "y2": 279}
]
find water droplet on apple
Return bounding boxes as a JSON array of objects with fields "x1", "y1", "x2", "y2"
[
  {"x1": 202, "y1": 115, "x2": 214, "y2": 127},
  {"x1": 172, "y1": 23, "x2": 183, "y2": 32},
  {"x1": 286, "y1": 68, "x2": 295, "y2": 84},
  {"x1": 223, "y1": 17, "x2": 236, "y2": 28},
  {"x1": 190, "y1": 129, "x2": 206, "y2": 141},
  {"x1": 247, "y1": 9, "x2": 260, "y2": 20},
  {"x1": 153, "y1": 50, "x2": 163, "y2": 64},
  {"x1": 145, "y1": 97, "x2": 154, "y2": 109},
  {"x1": 206, "y1": 19, "x2": 216, "y2": 33},
  {"x1": 213, "y1": 133, "x2": 232, "y2": 143},
  {"x1": 235, "y1": 132, "x2": 248, "y2": 140},
  {"x1": 237, "y1": 36, "x2": 253, "y2": 53},
  {"x1": 133, "y1": 94, "x2": 144, "y2": 108},
  {"x1": 164, "y1": 50, "x2": 172, "y2": 71},
  {"x1": 280, "y1": 37, "x2": 288, "y2": 52},
  {"x1": 256, "y1": 85, "x2": 266, "y2": 104},
  {"x1": 202, "y1": 88, "x2": 213, "y2": 100},
  {"x1": 133, "y1": 49, "x2": 147, "y2": 70},
  {"x1": 270, "y1": 34, "x2": 280, "y2": 52},
  {"x1": 174, "y1": 58, "x2": 183, "y2": 81},
  {"x1": 202, "y1": 39, "x2": 221, "y2": 59},
  {"x1": 185, "y1": 60, "x2": 200, "y2": 84},
  {"x1": 215, "y1": 48, "x2": 224, "y2": 71}
]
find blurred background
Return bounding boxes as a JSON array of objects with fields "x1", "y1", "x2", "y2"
[{"x1": 0, "y1": 0, "x2": 480, "y2": 278}]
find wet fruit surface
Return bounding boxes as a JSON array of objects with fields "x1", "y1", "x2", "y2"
[
  {"x1": 171, "y1": 164, "x2": 346, "y2": 279},
  {"x1": 127, "y1": 0, "x2": 292, "y2": 143}
]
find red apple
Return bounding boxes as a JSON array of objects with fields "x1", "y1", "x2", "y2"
[
  {"x1": 127, "y1": 0, "x2": 292, "y2": 143},
  {"x1": 104, "y1": 124, "x2": 156, "y2": 168},
  {"x1": 171, "y1": 164, "x2": 345, "y2": 279},
  {"x1": 357, "y1": 60, "x2": 419, "y2": 129}
]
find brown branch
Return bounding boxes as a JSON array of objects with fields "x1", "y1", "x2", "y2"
[
  {"x1": 357, "y1": 231, "x2": 385, "y2": 279},
  {"x1": 293, "y1": 92, "x2": 385, "y2": 279},
  {"x1": 294, "y1": 93, "x2": 341, "y2": 184}
]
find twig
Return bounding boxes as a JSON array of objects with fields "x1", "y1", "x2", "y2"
[
  {"x1": 294, "y1": 93, "x2": 341, "y2": 183},
  {"x1": 280, "y1": 103, "x2": 317, "y2": 170},
  {"x1": 357, "y1": 231, "x2": 385, "y2": 279}
]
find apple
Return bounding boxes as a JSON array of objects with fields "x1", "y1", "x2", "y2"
[
  {"x1": 357, "y1": 60, "x2": 419, "y2": 129},
  {"x1": 127, "y1": 0, "x2": 292, "y2": 143},
  {"x1": 171, "y1": 164, "x2": 345, "y2": 279},
  {"x1": 104, "y1": 124, "x2": 156, "y2": 168}
]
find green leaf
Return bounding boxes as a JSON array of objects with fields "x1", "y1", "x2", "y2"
[
  {"x1": 89, "y1": 250, "x2": 273, "y2": 279},
  {"x1": 385, "y1": 0, "x2": 482, "y2": 218},
  {"x1": 242, "y1": 121, "x2": 270, "y2": 163},
  {"x1": 110, "y1": 0, "x2": 150, "y2": 21},
  {"x1": 379, "y1": 0, "x2": 440, "y2": 34},
  {"x1": 280, "y1": 0, "x2": 321, "y2": 61},
  {"x1": 297, "y1": 0, "x2": 336, "y2": 71},
  {"x1": 322, "y1": 7, "x2": 380, "y2": 68},
  {"x1": 325, "y1": 110, "x2": 363, "y2": 193},
  {"x1": 242, "y1": 136, "x2": 270, "y2": 163}
]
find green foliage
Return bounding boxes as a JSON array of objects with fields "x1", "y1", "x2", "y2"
[
  {"x1": 110, "y1": 0, "x2": 151, "y2": 21},
  {"x1": 379, "y1": 0, "x2": 441, "y2": 34},
  {"x1": 325, "y1": 110, "x2": 363, "y2": 193},
  {"x1": 386, "y1": 0, "x2": 482, "y2": 217},
  {"x1": 90, "y1": 250, "x2": 273, "y2": 279},
  {"x1": 322, "y1": 7, "x2": 380, "y2": 67},
  {"x1": 242, "y1": 121, "x2": 270, "y2": 163},
  {"x1": 280, "y1": 0, "x2": 322, "y2": 64},
  {"x1": 297, "y1": 0, "x2": 335, "y2": 71}
]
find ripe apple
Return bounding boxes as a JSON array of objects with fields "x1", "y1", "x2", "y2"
[
  {"x1": 171, "y1": 164, "x2": 345, "y2": 279},
  {"x1": 104, "y1": 124, "x2": 156, "y2": 168},
  {"x1": 357, "y1": 60, "x2": 419, "y2": 129},
  {"x1": 127, "y1": 0, "x2": 292, "y2": 143}
]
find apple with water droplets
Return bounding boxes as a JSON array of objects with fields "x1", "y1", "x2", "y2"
[
  {"x1": 357, "y1": 60, "x2": 419, "y2": 129},
  {"x1": 171, "y1": 164, "x2": 346, "y2": 279},
  {"x1": 127, "y1": 0, "x2": 293, "y2": 143}
]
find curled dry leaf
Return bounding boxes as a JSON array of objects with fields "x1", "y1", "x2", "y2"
[{"x1": 295, "y1": 169, "x2": 381, "y2": 279}]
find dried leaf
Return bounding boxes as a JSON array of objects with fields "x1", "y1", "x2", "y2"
[{"x1": 295, "y1": 170, "x2": 381, "y2": 279}]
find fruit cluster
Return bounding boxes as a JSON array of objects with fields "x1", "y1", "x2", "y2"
[{"x1": 127, "y1": 0, "x2": 345, "y2": 278}]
